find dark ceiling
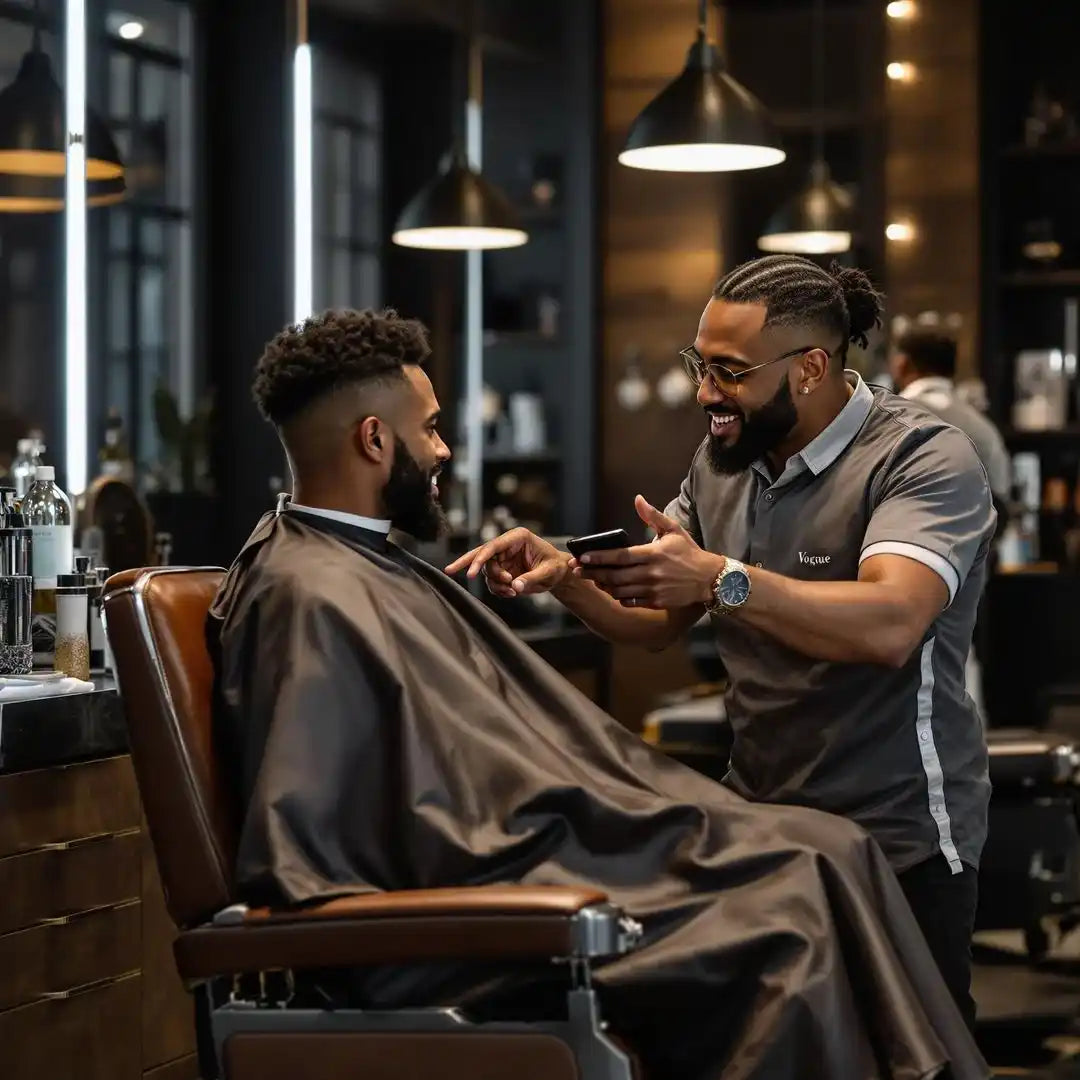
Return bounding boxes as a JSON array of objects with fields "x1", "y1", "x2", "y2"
[{"x1": 312, "y1": 0, "x2": 560, "y2": 54}]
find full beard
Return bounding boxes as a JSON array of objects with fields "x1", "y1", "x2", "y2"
[
  {"x1": 706, "y1": 377, "x2": 798, "y2": 475},
  {"x1": 383, "y1": 437, "x2": 447, "y2": 542}
]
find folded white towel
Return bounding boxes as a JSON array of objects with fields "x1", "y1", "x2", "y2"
[{"x1": 0, "y1": 676, "x2": 95, "y2": 703}]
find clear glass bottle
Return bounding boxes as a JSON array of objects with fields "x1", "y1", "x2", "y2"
[
  {"x1": 22, "y1": 465, "x2": 73, "y2": 666},
  {"x1": 10, "y1": 437, "x2": 42, "y2": 499}
]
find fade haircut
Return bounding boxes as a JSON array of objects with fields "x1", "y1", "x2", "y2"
[
  {"x1": 252, "y1": 308, "x2": 431, "y2": 427},
  {"x1": 896, "y1": 327, "x2": 957, "y2": 380},
  {"x1": 713, "y1": 255, "x2": 885, "y2": 359}
]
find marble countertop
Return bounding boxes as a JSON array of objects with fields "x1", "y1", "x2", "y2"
[{"x1": 0, "y1": 676, "x2": 126, "y2": 775}]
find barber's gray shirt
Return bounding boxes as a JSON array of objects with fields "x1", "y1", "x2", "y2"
[
  {"x1": 899, "y1": 376, "x2": 1011, "y2": 501},
  {"x1": 665, "y1": 373, "x2": 995, "y2": 873}
]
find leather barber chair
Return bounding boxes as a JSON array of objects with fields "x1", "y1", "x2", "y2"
[{"x1": 103, "y1": 567, "x2": 643, "y2": 1080}]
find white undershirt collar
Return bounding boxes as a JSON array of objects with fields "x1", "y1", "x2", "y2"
[{"x1": 288, "y1": 501, "x2": 392, "y2": 535}]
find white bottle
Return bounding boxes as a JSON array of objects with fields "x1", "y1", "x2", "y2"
[{"x1": 22, "y1": 466, "x2": 74, "y2": 588}]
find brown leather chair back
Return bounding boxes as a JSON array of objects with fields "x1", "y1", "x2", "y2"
[{"x1": 104, "y1": 566, "x2": 235, "y2": 929}]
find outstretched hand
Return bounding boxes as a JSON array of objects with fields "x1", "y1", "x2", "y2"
[
  {"x1": 445, "y1": 527, "x2": 571, "y2": 598},
  {"x1": 574, "y1": 495, "x2": 721, "y2": 610}
]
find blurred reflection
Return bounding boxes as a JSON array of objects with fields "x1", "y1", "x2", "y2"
[
  {"x1": 91, "y1": 0, "x2": 200, "y2": 495},
  {"x1": 313, "y1": 50, "x2": 381, "y2": 311},
  {"x1": 0, "y1": 9, "x2": 64, "y2": 478}
]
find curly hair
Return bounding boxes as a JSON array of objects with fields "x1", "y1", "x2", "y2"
[
  {"x1": 252, "y1": 308, "x2": 431, "y2": 427},
  {"x1": 714, "y1": 255, "x2": 884, "y2": 357}
]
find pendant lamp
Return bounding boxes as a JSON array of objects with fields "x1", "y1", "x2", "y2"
[
  {"x1": 757, "y1": 0, "x2": 852, "y2": 254},
  {"x1": 618, "y1": 0, "x2": 784, "y2": 173},
  {"x1": 392, "y1": 31, "x2": 526, "y2": 251},
  {"x1": 0, "y1": 173, "x2": 125, "y2": 213},
  {"x1": 0, "y1": 0, "x2": 126, "y2": 197}
]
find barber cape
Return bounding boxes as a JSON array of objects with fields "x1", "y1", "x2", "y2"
[{"x1": 208, "y1": 507, "x2": 988, "y2": 1080}]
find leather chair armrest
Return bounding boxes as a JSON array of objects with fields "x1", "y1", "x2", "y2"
[{"x1": 174, "y1": 885, "x2": 637, "y2": 983}]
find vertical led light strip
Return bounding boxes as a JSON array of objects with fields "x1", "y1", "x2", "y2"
[
  {"x1": 292, "y1": 0, "x2": 313, "y2": 324},
  {"x1": 64, "y1": 0, "x2": 88, "y2": 494},
  {"x1": 462, "y1": 34, "x2": 487, "y2": 536},
  {"x1": 464, "y1": 86, "x2": 483, "y2": 535}
]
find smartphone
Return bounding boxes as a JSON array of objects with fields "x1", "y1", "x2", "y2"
[{"x1": 566, "y1": 528, "x2": 630, "y2": 558}]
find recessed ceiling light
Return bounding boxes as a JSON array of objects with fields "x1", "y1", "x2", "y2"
[{"x1": 118, "y1": 20, "x2": 144, "y2": 40}]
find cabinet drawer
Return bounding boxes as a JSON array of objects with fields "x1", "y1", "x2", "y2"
[
  {"x1": 0, "y1": 971, "x2": 141, "y2": 1080},
  {"x1": 0, "y1": 899, "x2": 141, "y2": 1011},
  {"x1": 0, "y1": 755, "x2": 140, "y2": 857},
  {"x1": 0, "y1": 827, "x2": 141, "y2": 935}
]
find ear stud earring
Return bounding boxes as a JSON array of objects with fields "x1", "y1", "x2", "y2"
[{"x1": 800, "y1": 387, "x2": 810, "y2": 395}]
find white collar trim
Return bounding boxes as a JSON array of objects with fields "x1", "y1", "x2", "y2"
[{"x1": 288, "y1": 501, "x2": 392, "y2": 535}]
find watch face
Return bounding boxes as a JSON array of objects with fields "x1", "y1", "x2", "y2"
[{"x1": 719, "y1": 569, "x2": 751, "y2": 607}]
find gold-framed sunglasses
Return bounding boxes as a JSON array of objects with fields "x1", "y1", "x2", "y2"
[{"x1": 680, "y1": 344, "x2": 830, "y2": 396}]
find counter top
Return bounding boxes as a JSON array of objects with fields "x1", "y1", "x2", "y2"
[{"x1": 0, "y1": 677, "x2": 126, "y2": 775}]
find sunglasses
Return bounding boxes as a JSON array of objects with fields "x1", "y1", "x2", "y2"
[{"x1": 680, "y1": 344, "x2": 830, "y2": 396}]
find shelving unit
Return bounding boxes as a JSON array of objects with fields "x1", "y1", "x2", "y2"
[
  {"x1": 465, "y1": 0, "x2": 597, "y2": 537},
  {"x1": 979, "y1": 0, "x2": 1080, "y2": 727},
  {"x1": 980, "y1": 0, "x2": 1080, "y2": 427},
  {"x1": 1001, "y1": 271, "x2": 1080, "y2": 290}
]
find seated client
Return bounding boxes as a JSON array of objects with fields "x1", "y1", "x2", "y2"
[{"x1": 208, "y1": 308, "x2": 987, "y2": 1080}]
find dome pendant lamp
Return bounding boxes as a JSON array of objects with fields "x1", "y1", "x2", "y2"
[
  {"x1": 0, "y1": 173, "x2": 126, "y2": 213},
  {"x1": 0, "y1": 0, "x2": 126, "y2": 200},
  {"x1": 618, "y1": 0, "x2": 784, "y2": 173},
  {"x1": 392, "y1": 29, "x2": 526, "y2": 251},
  {"x1": 757, "y1": 0, "x2": 852, "y2": 254}
]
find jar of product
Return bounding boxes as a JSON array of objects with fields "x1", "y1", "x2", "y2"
[
  {"x1": 0, "y1": 575, "x2": 33, "y2": 675},
  {"x1": 23, "y1": 465, "x2": 73, "y2": 667},
  {"x1": 54, "y1": 572, "x2": 90, "y2": 681},
  {"x1": 0, "y1": 524, "x2": 32, "y2": 577}
]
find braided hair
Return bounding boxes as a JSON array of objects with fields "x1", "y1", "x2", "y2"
[{"x1": 713, "y1": 255, "x2": 884, "y2": 359}]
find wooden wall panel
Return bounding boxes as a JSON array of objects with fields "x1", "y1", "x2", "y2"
[
  {"x1": 884, "y1": 0, "x2": 980, "y2": 375},
  {"x1": 599, "y1": 0, "x2": 724, "y2": 726}
]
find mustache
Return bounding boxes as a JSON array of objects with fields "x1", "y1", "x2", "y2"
[{"x1": 705, "y1": 405, "x2": 742, "y2": 417}]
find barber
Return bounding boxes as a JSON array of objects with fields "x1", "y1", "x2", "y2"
[{"x1": 448, "y1": 255, "x2": 996, "y2": 1030}]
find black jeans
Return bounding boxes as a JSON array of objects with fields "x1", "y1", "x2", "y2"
[{"x1": 895, "y1": 854, "x2": 979, "y2": 1031}]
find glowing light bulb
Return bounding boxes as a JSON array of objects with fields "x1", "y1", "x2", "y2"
[{"x1": 887, "y1": 62, "x2": 916, "y2": 82}]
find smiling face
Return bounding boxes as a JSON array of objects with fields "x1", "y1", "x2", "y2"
[
  {"x1": 691, "y1": 298, "x2": 832, "y2": 474},
  {"x1": 380, "y1": 365, "x2": 452, "y2": 539}
]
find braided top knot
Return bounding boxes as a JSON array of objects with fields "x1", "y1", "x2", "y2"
[{"x1": 829, "y1": 261, "x2": 884, "y2": 350}]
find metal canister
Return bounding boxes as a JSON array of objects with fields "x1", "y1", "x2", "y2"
[
  {"x1": 0, "y1": 526, "x2": 32, "y2": 577},
  {"x1": 0, "y1": 575, "x2": 33, "y2": 675},
  {"x1": 0, "y1": 487, "x2": 19, "y2": 526}
]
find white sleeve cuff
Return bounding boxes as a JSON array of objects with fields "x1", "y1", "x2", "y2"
[{"x1": 860, "y1": 540, "x2": 960, "y2": 603}]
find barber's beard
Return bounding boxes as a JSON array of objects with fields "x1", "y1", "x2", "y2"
[
  {"x1": 706, "y1": 377, "x2": 798, "y2": 475},
  {"x1": 383, "y1": 437, "x2": 447, "y2": 542}
]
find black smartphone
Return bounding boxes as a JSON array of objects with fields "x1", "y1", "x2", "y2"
[{"x1": 566, "y1": 528, "x2": 630, "y2": 558}]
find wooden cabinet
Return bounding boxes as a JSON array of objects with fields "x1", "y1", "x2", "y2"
[{"x1": 0, "y1": 756, "x2": 198, "y2": 1079}]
